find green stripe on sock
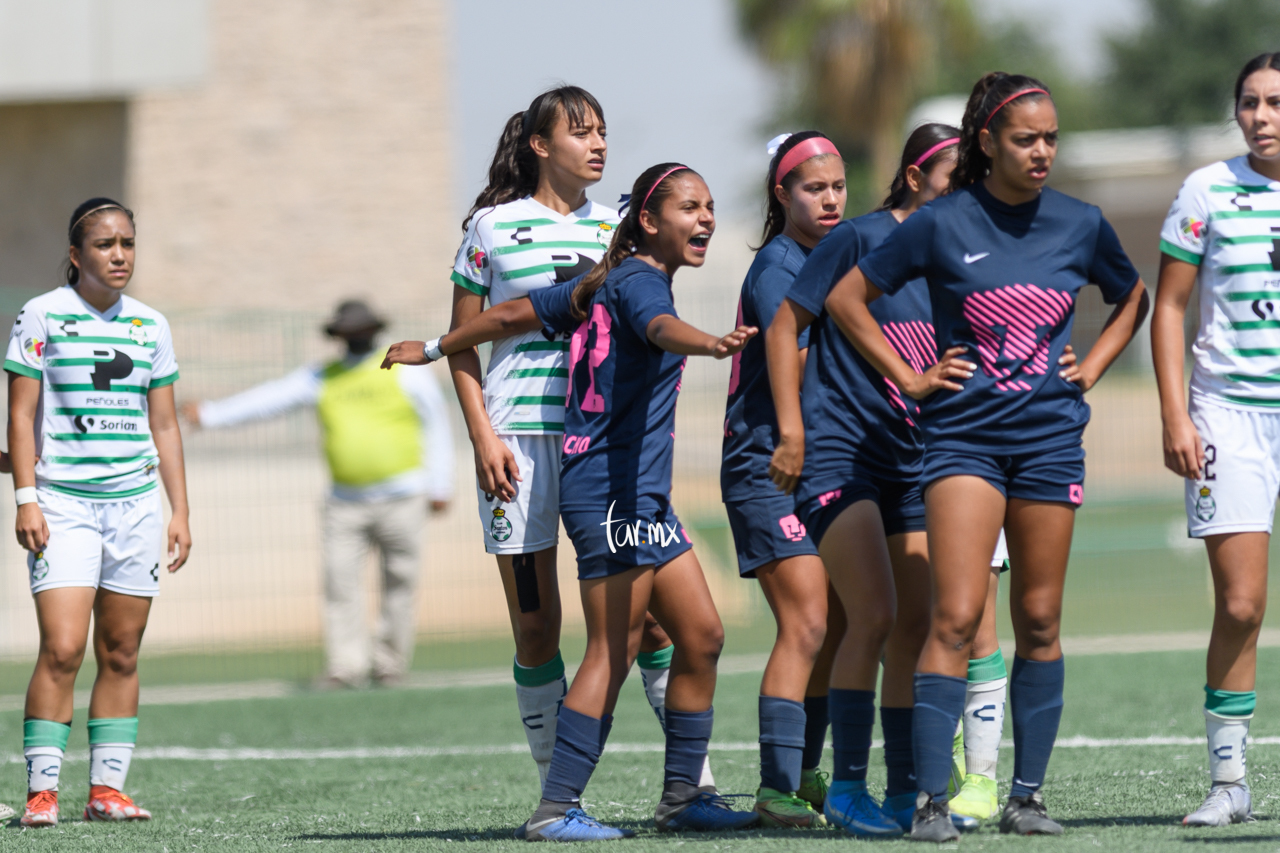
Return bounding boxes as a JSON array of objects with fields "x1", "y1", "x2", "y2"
[
  {"x1": 513, "y1": 651, "x2": 565, "y2": 687},
  {"x1": 88, "y1": 716, "x2": 138, "y2": 744},
  {"x1": 1205, "y1": 686, "x2": 1256, "y2": 717},
  {"x1": 967, "y1": 649, "x2": 1007, "y2": 683},
  {"x1": 24, "y1": 719, "x2": 71, "y2": 751},
  {"x1": 637, "y1": 645, "x2": 674, "y2": 670}
]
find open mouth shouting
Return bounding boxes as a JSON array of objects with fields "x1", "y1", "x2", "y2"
[{"x1": 688, "y1": 232, "x2": 712, "y2": 254}]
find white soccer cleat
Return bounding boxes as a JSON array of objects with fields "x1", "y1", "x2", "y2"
[{"x1": 1184, "y1": 782, "x2": 1252, "y2": 827}]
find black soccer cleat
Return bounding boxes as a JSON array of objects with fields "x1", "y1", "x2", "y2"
[
  {"x1": 910, "y1": 791, "x2": 960, "y2": 842},
  {"x1": 999, "y1": 792, "x2": 1063, "y2": 836}
]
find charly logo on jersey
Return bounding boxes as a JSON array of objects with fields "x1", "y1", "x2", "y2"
[
  {"x1": 490, "y1": 507, "x2": 513, "y2": 541},
  {"x1": 467, "y1": 245, "x2": 488, "y2": 274},
  {"x1": 1195, "y1": 486, "x2": 1216, "y2": 521},
  {"x1": 30, "y1": 551, "x2": 49, "y2": 581},
  {"x1": 600, "y1": 501, "x2": 688, "y2": 553},
  {"x1": 596, "y1": 222, "x2": 615, "y2": 248}
]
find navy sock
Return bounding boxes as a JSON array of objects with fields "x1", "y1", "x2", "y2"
[
  {"x1": 758, "y1": 695, "x2": 806, "y2": 793},
  {"x1": 880, "y1": 706, "x2": 915, "y2": 799},
  {"x1": 665, "y1": 708, "x2": 714, "y2": 787},
  {"x1": 542, "y1": 708, "x2": 609, "y2": 803},
  {"x1": 829, "y1": 688, "x2": 875, "y2": 783},
  {"x1": 1010, "y1": 655, "x2": 1064, "y2": 799},
  {"x1": 802, "y1": 695, "x2": 829, "y2": 770},
  {"x1": 913, "y1": 673, "x2": 966, "y2": 797}
]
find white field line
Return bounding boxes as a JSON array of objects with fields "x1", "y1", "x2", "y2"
[
  {"x1": 5, "y1": 735, "x2": 1278, "y2": 764},
  {"x1": 1, "y1": 630, "x2": 1275, "y2": 713}
]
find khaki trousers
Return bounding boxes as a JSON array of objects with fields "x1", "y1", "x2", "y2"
[{"x1": 322, "y1": 494, "x2": 426, "y2": 682}]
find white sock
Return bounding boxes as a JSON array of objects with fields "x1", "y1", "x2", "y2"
[
  {"x1": 1206, "y1": 708, "x2": 1251, "y2": 784},
  {"x1": 639, "y1": 663, "x2": 714, "y2": 788},
  {"x1": 90, "y1": 743, "x2": 135, "y2": 790},
  {"x1": 25, "y1": 746, "x2": 62, "y2": 793},
  {"x1": 516, "y1": 677, "x2": 566, "y2": 789},
  {"x1": 963, "y1": 677, "x2": 1007, "y2": 779}
]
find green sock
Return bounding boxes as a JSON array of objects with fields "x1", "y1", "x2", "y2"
[{"x1": 967, "y1": 649, "x2": 1007, "y2": 683}]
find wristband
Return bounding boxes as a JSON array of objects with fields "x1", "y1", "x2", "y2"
[
  {"x1": 14, "y1": 487, "x2": 37, "y2": 507},
  {"x1": 424, "y1": 337, "x2": 445, "y2": 363}
]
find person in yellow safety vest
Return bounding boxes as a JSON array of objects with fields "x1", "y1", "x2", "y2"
[{"x1": 182, "y1": 300, "x2": 455, "y2": 687}]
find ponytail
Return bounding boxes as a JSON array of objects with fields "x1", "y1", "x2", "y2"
[
  {"x1": 878, "y1": 123, "x2": 961, "y2": 211},
  {"x1": 951, "y1": 72, "x2": 1051, "y2": 191},
  {"x1": 756, "y1": 131, "x2": 839, "y2": 250},
  {"x1": 461, "y1": 85, "x2": 605, "y2": 231},
  {"x1": 570, "y1": 163, "x2": 698, "y2": 320}
]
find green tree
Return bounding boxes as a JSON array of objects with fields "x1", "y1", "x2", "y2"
[{"x1": 1101, "y1": 0, "x2": 1280, "y2": 128}]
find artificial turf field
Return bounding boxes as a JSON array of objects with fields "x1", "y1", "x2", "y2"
[{"x1": 3, "y1": 647, "x2": 1280, "y2": 851}]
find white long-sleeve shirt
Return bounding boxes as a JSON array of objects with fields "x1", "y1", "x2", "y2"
[{"x1": 198, "y1": 354, "x2": 455, "y2": 503}]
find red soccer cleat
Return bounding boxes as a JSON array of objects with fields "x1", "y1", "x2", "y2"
[
  {"x1": 83, "y1": 785, "x2": 151, "y2": 822},
  {"x1": 21, "y1": 790, "x2": 58, "y2": 827}
]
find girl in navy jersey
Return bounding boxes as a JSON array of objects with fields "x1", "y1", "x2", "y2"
[
  {"x1": 721, "y1": 131, "x2": 847, "y2": 829},
  {"x1": 401, "y1": 164, "x2": 759, "y2": 841},
  {"x1": 826, "y1": 73, "x2": 1149, "y2": 841},
  {"x1": 767, "y1": 123, "x2": 962, "y2": 838}
]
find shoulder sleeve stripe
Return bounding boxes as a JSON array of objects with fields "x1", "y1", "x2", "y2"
[
  {"x1": 451, "y1": 270, "x2": 489, "y2": 296},
  {"x1": 149, "y1": 371, "x2": 180, "y2": 389},
  {"x1": 1159, "y1": 239, "x2": 1203, "y2": 266},
  {"x1": 4, "y1": 359, "x2": 40, "y2": 379}
]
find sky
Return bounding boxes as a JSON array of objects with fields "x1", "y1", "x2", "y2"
[{"x1": 451, "y1": 0, "x2": 1147, "y2": 223}]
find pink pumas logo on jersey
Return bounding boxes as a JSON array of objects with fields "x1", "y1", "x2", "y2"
[
  {"x1": 818, "y1": 489, "x2": 842, "y2": 507},
  {"x1": 778, "y1": 514, "x2": 807, "y2": 542},
  {"x1": 1068, "y1": 484, "x2": 1083, "y2": 505},
  {"x1": 962, "y1": 284, "x2": 1073, "y2": 392}
]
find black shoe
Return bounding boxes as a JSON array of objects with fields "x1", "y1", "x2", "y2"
[
  {"x1": 910, "y1": 792, "x2": 960, "y2": 842},
  {"x1": 999, "y1": 793, "x2": 1063, "y2": 836}
]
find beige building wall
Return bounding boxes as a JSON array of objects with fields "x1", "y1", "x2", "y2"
[{"x1": 126, "y1": 0, "x2": 454, "y2": 312}]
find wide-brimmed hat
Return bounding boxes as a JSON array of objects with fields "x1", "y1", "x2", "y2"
[{"x1": 324, "y1": 300, "x2": 385, "y2": 338}]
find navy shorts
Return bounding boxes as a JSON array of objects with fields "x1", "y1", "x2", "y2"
[
  {"x1": 797, "y1": 475, "x2": 926, "y2": 547},
  {"x1": 921, "y1": 443, "x2": 1085, "y2": 506},
  {"x1": 561, "y1": 504, "x2": 694, "y2": 580},
  {"x1": 725, "y1": 494, "x2": 820, "y2": 578}
]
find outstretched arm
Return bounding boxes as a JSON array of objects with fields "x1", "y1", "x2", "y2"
[
  {"x1": 382, "y1": 299, "x2": 543, "y2": 368},
  {"x1": 646, "y1": 314, "x2": 757, "y2": 358},
  {"x1": 825, "y1": 266, "x2": 974, "y2": 399},
  {"x1": 765, "y1": 298, "x2": 814, "y2": 494},
  {"x1": 184, "y1": 366, "x2": 320, "y2": 429}
]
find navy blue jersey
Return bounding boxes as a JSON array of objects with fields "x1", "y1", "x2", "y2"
[
  {"x1": 720, "y1": 234, "x2": 812, "y2": 502},
  {"x1": 530, "y1": 257, "x2": 686, "y2": 513},
  {"x1": 858, "y1": 183, "x2": 1139, "y2": 455},
  {"x1": 788, "y1": 210, "x2": 936, "y2": 506}
]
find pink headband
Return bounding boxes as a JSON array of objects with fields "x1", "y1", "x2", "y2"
[
  {"x1": 912, "y1": 137, "x2": 959, "y2": 169},
  {"x1": 640, "y1": 165, "x2": 691, "y2": 213},
  {"x1": 774, "y1": 137, "x2": 842, "y2": 186},
  {"x1": 983, "y1": 88, "x2": 1049, "y2": 130}
]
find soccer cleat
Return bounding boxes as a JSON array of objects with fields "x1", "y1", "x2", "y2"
[
  {"x1": 0, "y1": 802, "x2": 14, "y2": 821},
  {"x1": 911, "y1": 791, "x2": 960, "y2": 842},
  {"x1": 999, "y1": 792, "x2": 1063, "y2": 835},
  {"x1": 1183, "y1": 782, "x2": 1253, "y2": 827},
  {"x1": 948, "y1": 729, "x2": 965, "y2": 795},
  {"x1": 950, "y1": 773, "x2": 1000, "y2": 821},
  {"x1": 754, "y1": 786, "x2": 827, "y2": 828},
  {"x1": 823, "y1": 780, "x2": 903, "y2": 837},
  {"x1": 519, "y1": 807, "x2": 634, "y2": 841},
  {"x1": 21, "y1": 790, "x2": 58, "y2": 827},
  {"x1": 797, "y1": 767, "x2": 829, "y2": 811},
  {"x1": 83, "y1": 785, "x2": 152, "y2": 822},
  {"x1": 655, "y1": 782, "x2": 759, "y2": 831}
]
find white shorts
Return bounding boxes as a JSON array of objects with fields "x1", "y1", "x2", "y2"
[
  {"x1": 992, "y1": 529, "x2": 1009, "y2": 567},
  {"x1": 30, "y1": 488, "x2": 163, "y2": 596},
  {"x1": 1186, "y1": 394, "x2": 1280, "y2": 537},
  {"x1": 476, "y1": 433, "x2": 560, "y2": 555}
]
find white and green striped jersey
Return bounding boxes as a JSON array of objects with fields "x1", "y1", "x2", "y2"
[
  {"x1": 451, "y1": 196, "x2": 619, "y2": 434},
  {"x1": 4, "y1": 285, "x2": 179, "y2": 501},
  {"x1": 1162, "y1": 157, "x2": 1280, "y2": 409}
]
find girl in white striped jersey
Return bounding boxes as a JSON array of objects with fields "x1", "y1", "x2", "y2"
[
  {"x1": 397, "y1": 86, "x2": 700, "y2": 791},
  {"x1": 1155, "y1": 53, "x2": 1280, "y2": 828},
  {"x1": 5, "y1": 198, "x2": 191, "y2": 827}
]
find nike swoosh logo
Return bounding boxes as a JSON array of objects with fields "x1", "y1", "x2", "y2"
[{"x1": 964, "y1": 252, "x2": 990, "y2": 264}]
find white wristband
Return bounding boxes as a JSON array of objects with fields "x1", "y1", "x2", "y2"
[
  {"x1": 424, "y1": 337, "x2": 445, "y2": 363},
  {"x1": 14, "y1": 487, "x2": 37, "y2": 506}
]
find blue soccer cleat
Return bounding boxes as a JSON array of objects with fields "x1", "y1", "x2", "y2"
[
  {"x1": 654, "y1": 783, "x2": 759, "y2": 832},
  {"x1": 823, "y1": 780, "x2": 903, "y2": 837},
  {"x1": 519, "y1": 807, "x2": 634, "y2": 841}
]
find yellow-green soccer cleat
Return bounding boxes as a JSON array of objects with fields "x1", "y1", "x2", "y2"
[
  {"x1": 950, "y1": 774, "x2": 1000, "y2": 821},
  {"x1": 755, "y1": 787, "x2": 828, "y2": 828},
  {"x1": 948, "y1": 729, "x2": 965, "y2": 795},
  {"x1": 797, "y1": 768, "x2": 829, "y2": 812}
]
